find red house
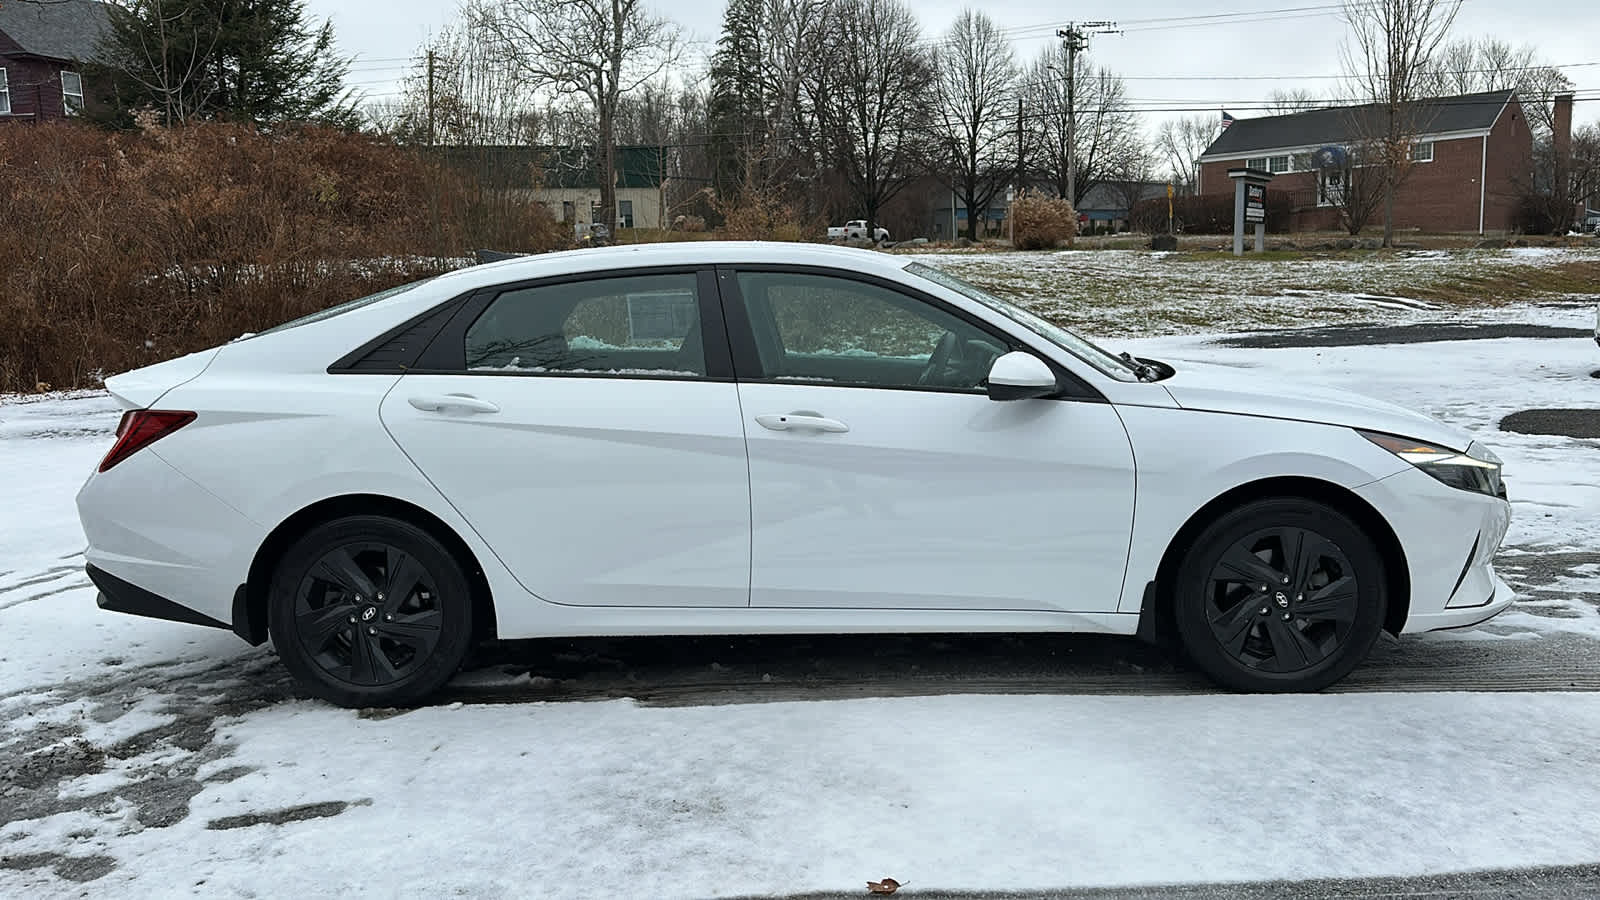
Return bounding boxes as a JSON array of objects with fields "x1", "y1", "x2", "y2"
[
  {"x1": 1197, "y1": 91, "x2": 1535, "y2": 235},
  {"x1": 0, "y1": 0, "x2": 110, "y2": 123}
]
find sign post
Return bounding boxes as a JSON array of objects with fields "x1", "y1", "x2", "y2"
[
  {"x1": 1166, "y1": 183, "x2": 1174, "y2": 234},
  {"x1": 1227, "y1": 167, "x2": 1273, "y2": 257}
]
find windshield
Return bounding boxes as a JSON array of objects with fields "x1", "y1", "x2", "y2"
[
  {"x1": 903, "y1": 262, "x2": 1141, "y2": 381},
  {"x1": 251, "y1": 277, "x2": 438, "y2": 338}
]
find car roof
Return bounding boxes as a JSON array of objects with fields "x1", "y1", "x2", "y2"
[{"x1": 429, "y1": 241, "x2": 912, "y2": 293}]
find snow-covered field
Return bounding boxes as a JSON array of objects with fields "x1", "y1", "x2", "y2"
[
  {"x1": 2, "y1": 294, "x2": 1599, "y2": 897},
  {"x1": 914, "y1": 246, "x2": 1600, "y2": 336}
]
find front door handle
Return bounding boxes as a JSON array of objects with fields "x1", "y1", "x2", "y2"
[
  {"x1": 408, "y1": 394, "x2": 501, "y2": 414},
  {"x1": 755, "y1": 412, "x2": 849, "y2": 433}
]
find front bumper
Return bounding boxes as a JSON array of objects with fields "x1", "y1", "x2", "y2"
[{"x1": 1354, "y1": 465, "x2": 1513, "y2": 634}]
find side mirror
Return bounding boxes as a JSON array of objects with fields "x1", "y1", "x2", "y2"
[{"x1": 986, "y1": 351, "x2": 1059, "y2": 401}]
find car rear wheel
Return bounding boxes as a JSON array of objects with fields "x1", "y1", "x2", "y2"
[
  {"x1": 1173, "y1": 498, "x2": 1387, "y2": 692},
  {"x1": 268, "y1": 516, "x2": 474, "y2": 707}
]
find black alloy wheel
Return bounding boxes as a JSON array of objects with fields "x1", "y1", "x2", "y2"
[
  {"x1": 269, "y1": 516, "x2": 474, "y2": 707},
  {"x1": 295, "y1": 542, "x2": 443, "y2": 686},
  {"x1": 1175, "y1": 498, "x2": 1387, "y2": 692}
]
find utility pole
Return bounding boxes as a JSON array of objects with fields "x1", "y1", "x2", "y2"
[
  {"x1": 1055, "y1": 22, "x2": 1118, "y2": 208},
  {"x1": 426, "y1": 50, "x2": 436, "y2": 147},
  {"x1": 1013, "y1": 95, "x2": 1023, "y2": 244}
]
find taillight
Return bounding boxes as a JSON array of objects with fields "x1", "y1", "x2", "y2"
[{"x1": 99, "y1": 410, "x2": 196, "y2": 472}]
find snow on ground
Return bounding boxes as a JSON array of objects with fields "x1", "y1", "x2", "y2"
[
  {"x1": 913, "y1": 246, "x2": 1599, "y2": 336},
  {"x1": 2, "y1": 293, "x2": 1600, "y2": 896},
  {"x1": 8, "y1": 693, "x2": 1600, "y2": 898}
]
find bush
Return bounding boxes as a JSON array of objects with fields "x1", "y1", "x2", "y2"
[
  {"x1": 1130, "y1": 191, "x2": 1294, "y2": 235},
  {"x1": 714, "y1": 187, "x2": 821, "y2": 242},
  {"x1": 1010, "y1": 190, "x2": 1078, "y2": 250},
  {"x1": 0, "y1": 122, "x2": 565, "y2": 393}
]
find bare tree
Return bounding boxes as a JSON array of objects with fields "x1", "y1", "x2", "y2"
[
  {"x1": 930, "y1": 10, "x2": 1017, "y2": 241},
  {"x1": 1266, "y1": 88, "x2": 1322, "y2": 114},
  {"x1": 1023, "y1": 45, "x2": 1145, "y2": 207},
  {"x1": 1416, "y1": 37, "x2": 1571, "y2": 137},
  {"x1": 94, "y1": 0, "x2": 220, "y2": 126},
  {"x1": 1341, "y1": 0, "x2": 1463, "y2": 246},
  {"x1": 471, "y1": 0, "x2": 681, "y2": 232},
  {"x1": 1155, "y1": 115, "x2": 1215, "y2": 195},
  {"x1": 809, "y1": 0, "x2": 933, "y2": 239},
  {"x1": 1317, "y1": 144, "x2": 1389, "y2": 234}
]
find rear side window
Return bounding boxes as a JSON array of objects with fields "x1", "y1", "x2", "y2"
[{"x1": 465, "y1": 273, "x2": 707, "y2": 377}]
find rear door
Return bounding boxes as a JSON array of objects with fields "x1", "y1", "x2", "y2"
[
  {"x1": 380, "y1": 268, "x2": 752, "y2": 607},
  {"x1": 719, "y1": 266, "x2": 1137, "y2": 613}
]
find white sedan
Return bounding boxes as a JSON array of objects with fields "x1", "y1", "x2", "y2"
[{"x1": 76, "y1": 242, "x2": 1512, "y2": 706}]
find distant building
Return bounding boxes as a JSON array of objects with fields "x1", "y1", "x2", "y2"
[
  {"x1": 0, "y1": 0, "x2": 110, "y2": 123},
  {"x1": 1197, "y1": 90, "x2": 1533, "y2": 234},
  {"x1": 442, "y1": 145, "x2": 670, "y2": 232}
]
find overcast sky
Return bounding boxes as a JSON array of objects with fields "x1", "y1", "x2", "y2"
[{"x1": 310, "y1": 0, "x2": 1600, "y2": 130}]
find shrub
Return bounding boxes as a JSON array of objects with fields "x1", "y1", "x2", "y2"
[
  {"x1": 1010, "y1": 190, "x2": 1078, "y2": 250},
  {"x1": 0, "y1": 122, "x2": 565, "y2": 393},
  {"x1": 1130, "y1": 191, "x2": 1293, "y2": 235},
  {"x1": 714, "y1": 187, "x2": 821, "y2": 242}
]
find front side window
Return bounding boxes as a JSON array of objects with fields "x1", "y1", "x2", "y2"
[
  {"x1": 735, "y1": 271, "x2": 1007, "y2": 391},
  {"x1": 904, "y1": 262, "x2": 1141, "y2": 381},
  {"x1": 61, "y1": 71, "x2": 83, "y2": 116},
  {"x1": 1267, "y1": 155, "x2": 1289, "y2": 174},
  {"x1": 465, "y1": 273, "x2": 706, "y2": 377},
  {"x1": 1412, "y1": 141, "x2": 1434, "y2": 163},
  {"x1": 1246, "y1": 157, "x2": 1268, "y2": 171},
  {"x1": 0, "y1": 68, "x2": 10, "y2": 115}
]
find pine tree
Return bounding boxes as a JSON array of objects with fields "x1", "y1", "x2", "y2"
[
  {"x1": 92, "y1": 0, "x2": 354, "y2": 128},
  {"x1": 707, "y1": 0, "x2": 767, "y2": 198}
]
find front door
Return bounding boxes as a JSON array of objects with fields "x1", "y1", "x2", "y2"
[
  {"x1": 721, "y1": 267, "x2": 1137, "y2": 612},
  {"x1": 380, "y1": 269, "x2": 751, "y2": 607}
]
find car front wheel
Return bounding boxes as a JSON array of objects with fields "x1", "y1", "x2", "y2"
[
  {"x1": 1173, "y1": 498, "x2": 1388, "y2": 692},
  {"x1": 268, "y1": 516, "x2": 474, "y2": 707}
]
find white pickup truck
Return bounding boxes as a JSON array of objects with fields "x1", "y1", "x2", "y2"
[{"x1": 827, "y1": 220, "x2": 890, "y2": 242}]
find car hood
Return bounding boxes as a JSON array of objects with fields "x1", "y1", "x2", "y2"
[{"x1": 1156, "y1": 360, "x2": 1473, "y2": 450}]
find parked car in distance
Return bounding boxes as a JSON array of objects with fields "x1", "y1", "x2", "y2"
[
  {"x1": 77, "y1": 242, "x2": 1513, "y2": 707},
  {"x1": 827, "y1": 220, "x2": 890, "y2": 242}
]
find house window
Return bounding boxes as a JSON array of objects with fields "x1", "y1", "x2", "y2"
[
  {"x1": 618, "y1": 199, "x2": 634, "y2": 229},
  {"x1": 561, "y1": 201, "x2": 575, "y2": 223},
  {"x1": 1267, "y1": 155, "x2": 1290, "y2": 174},
  {"x1": 1246, "y1": 157, "x2": 1268, "y2": 171},
  {"x1": 1411, "y1": 141, "x2": 1434, "y2": 163},
  {"x1": 0, "y1": 68, "x2": 10, "y2": 115},
  {"x1": 61, "y1": 71, "x2": 84, "y2": 116},
  {"x1": 1291, "y1": 152, "x2": 1313, "y2": 171},
  {"x1": 1317, "y1": 169, "x2": 1347, "y2": 207}
]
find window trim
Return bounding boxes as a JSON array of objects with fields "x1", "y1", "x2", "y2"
[
  {"x1": 713, "y1": 264, "x2": 1103, "y2": 401},
  {"x1": 0, "y1": 67, "x2": 10, "y2": 116},
  {"x1": 405, "y1": 266, "x2": 736, "y2": 381},
  {"x1": 60, "y1": 70, "x2": 83, "y2": 116},
  {"x1": 1411, "y1": 141, "x2": 1434, "y2": 163}
]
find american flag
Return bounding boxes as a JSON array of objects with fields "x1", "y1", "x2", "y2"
[{"x1": 1221, "y1": 111, "x2": 1236, "y2": 130}]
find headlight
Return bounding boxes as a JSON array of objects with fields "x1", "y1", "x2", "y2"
[{"x1": 1360, "y1": 431, "x2": 1505, "y2": 498}]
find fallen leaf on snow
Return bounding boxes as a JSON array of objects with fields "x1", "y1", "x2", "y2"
[{"x1": 866, "y1": 877, "x2": 905, "y2": 894}]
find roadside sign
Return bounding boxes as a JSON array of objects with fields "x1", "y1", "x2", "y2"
[{"x1": 1244, "y1": 183, "x2": 1265, "y2": 223}]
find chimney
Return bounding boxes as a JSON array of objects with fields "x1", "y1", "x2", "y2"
[
  {"x1": 1554, "y1": 92, "x2": 1574, "y2": 167},
  {"x1": 1554, "y1": 92, "x2": 1574, "y2": 221}
]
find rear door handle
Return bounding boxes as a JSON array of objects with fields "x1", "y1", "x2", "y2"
[
  {"x1": 755, "y1": 413, "x2": 849, "y2": 433},
  {"x1": 408, "y1": 394, "x2": 501, "y2": 414}
]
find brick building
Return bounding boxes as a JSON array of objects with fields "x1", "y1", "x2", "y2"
[
  {"x1": 1197, "y1": 90, "x2": 1534, "y2": 234},
  {"x1": 0, "y1": 0, "x2": 110, "y2": 123}
]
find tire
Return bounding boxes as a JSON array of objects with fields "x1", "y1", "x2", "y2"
[
  {"x1": 1173, "y1": 497, "x2": 1387, "y2": 693},
  {"x1": 267, "y1": 515, "x2": 475, "y2": 707}
]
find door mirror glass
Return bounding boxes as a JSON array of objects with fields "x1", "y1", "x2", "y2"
[{"x1": 986, "y1": 351, "x2": 1058, "y2": 401}]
